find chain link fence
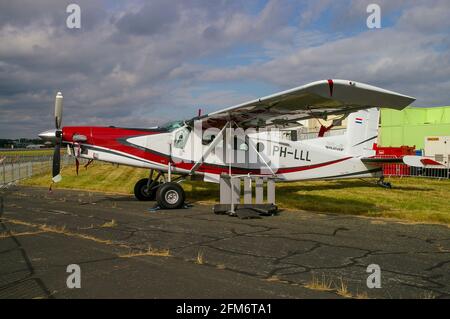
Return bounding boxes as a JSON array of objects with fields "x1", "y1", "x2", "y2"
[
  {"x1": 0, "y1": 154, "x2": 73, "y2": 186},
  {"x1": 382, "y1": 163, "x2": 450, "y2": 179}
]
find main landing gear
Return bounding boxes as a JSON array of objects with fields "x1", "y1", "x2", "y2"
[
  {"x1": 133, "y1": 169, "x2": 186, "y2": 209},
  {"x1": 377, "y1": 176, "x2": 392, "y2": 189}
]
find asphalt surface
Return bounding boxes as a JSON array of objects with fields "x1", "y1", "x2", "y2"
[{"x1": 0, "y1": 186, "x2": 449, "y2": 299}]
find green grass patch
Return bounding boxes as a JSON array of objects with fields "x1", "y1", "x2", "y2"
[
  {"x1": 0, "y1": 149, "x2": 54, "y2": 157},
  {"x1": 20, "y1": 162, "x2": 450, "y2": 225}
]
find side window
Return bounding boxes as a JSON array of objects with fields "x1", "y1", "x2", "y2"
[
  {"x1": 202, "y1": 134, "x2": 215, "y2": 145},
  {"x1": 233, "y1": 136, "x2": 248, "y2": 151},
  {"x1": 174, "y1": 127, "x2": 190, "y2": 149}
]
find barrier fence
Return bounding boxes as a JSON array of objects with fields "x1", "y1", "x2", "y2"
[
  {"x1": 382, "y1": 163, "x2": 450, "y2": 179},
  {"x1": 0, "y1": 155, "x2": 73, "y2": 186},
  {"x1": 372, "y1": 154, "x2": 450, "y2": 179}
]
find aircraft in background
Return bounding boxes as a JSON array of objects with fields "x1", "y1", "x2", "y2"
[{"x1": 39, "y1": 80, "x2": 441, "y2": 209}]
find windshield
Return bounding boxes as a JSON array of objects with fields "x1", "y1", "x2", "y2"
[{"x1": 159, "y1": 120, "x2": 185, "y2": 132}]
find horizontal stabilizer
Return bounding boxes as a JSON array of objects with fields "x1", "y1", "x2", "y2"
[
  {"x1": 361, "y1": 157, "x2": 404, "y2": 164},
  {"x1": 362, "y1": 156, "x2": 444, "y2": 167},
  {"x1": 403, "y1": 156, "x2": 443, "y2": 168}
]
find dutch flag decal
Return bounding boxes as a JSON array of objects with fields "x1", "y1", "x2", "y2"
[{"x1": 355, "y1": 117, "x2": 363, "y2": 124}]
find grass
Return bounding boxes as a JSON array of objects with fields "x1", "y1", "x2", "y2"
[
  {"x1": 265, "y1": 275, "x2": 281, "y2": 282},
  {"x1": 304, "y1": 274, "x2": 361, "y2": 298},
  {"x1": 196, "y1": 251, "x2": 205, "y2": 265},
  {"x1": 101, "y1": 219, "x2": 117, "y2": 228},
  {"x1": 355, "y1": 291, "x2": 369, "y2": 299},
  {"x1": 20, "y1": 162, "x2": 450, "y2": 225},
  {"x1": 3, "y1": 218, "x2": 114, "y2": 245},
  {"x1": 336, "y1": 277, "x2": 352, "y2": 298},
  {"x1": 0, "y1": 230, "x2": 46, "y2": 238},
  {"x1": 2, "y1": 217, "x2": 172, "y2": 259},
  {"x1": 0, "y1": 149, "x2": 54, "y2": 157},
  {"x1": 420, "y1": 291, "x2": 436, "y2": 299},
  {"x1": 304, "y1": 274, "x2": 334, "y2": 291},
  {"x1": 21, "y1": 162, "x2": 150, "y2": 194},
  {"x1": 119, "y1": 247, "x2": 171, "y2": 258}
]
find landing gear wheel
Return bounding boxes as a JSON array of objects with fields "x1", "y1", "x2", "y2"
[
  {"x1": 156, "y1": 182, "x2": 185, "y2": 209},
  {"x1": 134, "y1": 178, "x2": 159, "y2": 201},
  {"x1": 377, "y1": 177, "x2": 392, "y2": 189}
]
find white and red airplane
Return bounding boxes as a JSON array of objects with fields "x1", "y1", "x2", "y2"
[{"x1": 39, "y1": 79, "x2": 441, "y2": 209}]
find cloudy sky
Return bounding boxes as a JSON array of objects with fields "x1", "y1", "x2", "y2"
[{"x1": 0, "y1": 0, "x2": 449, "y2": 138}]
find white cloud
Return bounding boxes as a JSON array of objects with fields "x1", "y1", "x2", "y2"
[{"x1": 0, "y1": 0, "x2": 449, "y2": 138}]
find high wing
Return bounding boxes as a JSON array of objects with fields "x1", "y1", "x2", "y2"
[{"x1": 192, "y1": 79, "x2": 415, "y2": 128}]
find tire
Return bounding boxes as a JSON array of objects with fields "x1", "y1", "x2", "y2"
[
  {"x1": 156, "y1": 182, "x2": 185, "y2": 209},
  {"x1": 134, "y1": 178, "x2": 159, "y2": 201}
]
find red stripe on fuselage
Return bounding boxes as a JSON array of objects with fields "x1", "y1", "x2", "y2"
[{"x1": 63, "y1": 126, "x2": 352, "y2": 175}]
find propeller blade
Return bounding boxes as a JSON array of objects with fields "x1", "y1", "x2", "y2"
[
  {"x1": 43, "y1": 91, "x2": 64, "y2": 188},
  {"x1": 52, "y1": 142, "x2": 61, "y2": 182},
  {"x1": 75, "y1": 158, "x2": 79, "y2": 176},
  {"x1": 54, "y1": 92, "x2": 63, "y2": 129}
]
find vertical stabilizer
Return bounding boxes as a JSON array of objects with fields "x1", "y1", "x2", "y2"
[{"x1": 345, "y1": 108, "x2": 380, "y2": 157}]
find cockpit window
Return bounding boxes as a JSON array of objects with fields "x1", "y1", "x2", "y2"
[{"x1": 160, "y1": 120, "x2": 185, "y2": 132}]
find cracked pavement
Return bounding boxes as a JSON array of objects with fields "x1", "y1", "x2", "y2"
[{"x1": 0, "y1": 186, "x2": 449, "y2": 299}]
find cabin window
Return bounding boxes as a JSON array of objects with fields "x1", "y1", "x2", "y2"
[
  {"x1": 233, "y1": 136, "x2": 248, "y2": 151},
  {"x1": 174, "y1": 127, "x2": 190, "y2": 149},
  {"x1": 256, "y1": 142, "x2": 265, "y2": 152},
  {"x1": 202, "y1": 134, "x2": 216, "y2": 145}
]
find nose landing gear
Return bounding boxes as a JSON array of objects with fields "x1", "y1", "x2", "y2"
[{"x1": 156, "y1": 182, "x2": 185, "y2": 209}]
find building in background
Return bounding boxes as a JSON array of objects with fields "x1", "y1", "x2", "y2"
[
  {"x1": 293, "y1": 115, "x2": 348, "y2": 140},
  {"x1": 380, "y1": 106, "x2": 450, "y2": 150}
]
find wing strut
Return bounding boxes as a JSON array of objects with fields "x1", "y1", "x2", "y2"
[
  {"x1": 247, "y1": 138, "x2": 276, "y2": 176},
  {"x1": 189, "y1": 122, "x2": 229, "y2": 175},
  {"x1": 232, "y1": 120, "x2": 277, "y2": 177}
]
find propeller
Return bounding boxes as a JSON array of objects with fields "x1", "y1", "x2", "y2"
[{"x1": 52, "y1": 92, "x2": 63, "y2": 183}]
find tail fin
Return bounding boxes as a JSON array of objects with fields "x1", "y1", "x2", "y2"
[{"x1": 345, "y1": 108, "x2": 379, "y2": 157}]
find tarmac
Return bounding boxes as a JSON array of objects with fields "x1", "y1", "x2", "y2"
[{"x1": 0, "y1": 186, "x2": 449, "y2": 299}]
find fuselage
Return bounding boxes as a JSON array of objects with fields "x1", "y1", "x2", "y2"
[{"x1": 61, "y1": 124, "x2": 381, "y2": 182}]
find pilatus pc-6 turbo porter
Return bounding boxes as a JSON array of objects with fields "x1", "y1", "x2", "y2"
[{"x1": 39, "y1": 79, "x2": 439, "y2": 209}]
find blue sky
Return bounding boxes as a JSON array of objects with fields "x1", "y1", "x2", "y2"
[{"x1": 0, "y1": 0, "x2": 449, "y2": 138}]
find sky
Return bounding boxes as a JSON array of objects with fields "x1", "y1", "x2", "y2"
[{"x1": 0, "y1": 0, "x2": 449, "y2": 138}]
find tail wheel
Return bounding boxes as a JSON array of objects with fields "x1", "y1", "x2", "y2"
[
  {"x1": 134, "y1": 178, "x2": 159, "y2": 201},
  {"x1": 156, "y1": 182, "x2": 185, "y2": 209}
]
